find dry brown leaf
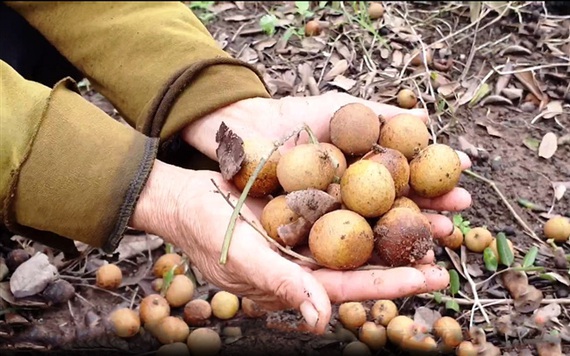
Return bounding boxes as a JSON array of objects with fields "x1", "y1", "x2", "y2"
[
  {"x1": 514, "y1": 70, "x2": 545, "y2": 102},
  {"x1": 476, "y1": 122, "x2": 503, "y2": 137},
  {"x1": 457, "y1": 79, "x2": 480, "y2": 107},
  {"x1": 437, "y1": 82, "x2": 460, "y2": 98},
  {"x1": 501, "y1": 87, "x2": 523, "y2": 100},
  {"x1": 301, "y1": 37, "x2": 327, "y2": 53},
  {"x1": 543, "y1": 100, "x2": 564, "y2": 119},
  {"x1": 495, "y1": 61, "x2": 513, "y2": 95},
  {"x1": 445, "y1": 247, "x2": 467, "y2": 279},
  {"x1": 391, "y1": 50, "x2": 403, "y2": 67},
  {"x1": 413, "y1": 307, "x2": 441, "y2": 332},
  {"x1": 538, "y1": 132, "x2": 558, "y2": 159},
  {"x1": 215, "y1": 122, "x2": 245, "y2": 180},
  {"x1": 323, "y1": 59, "x2": 349, "y2": 81},
  {"x1": 500, "y1": 45, "x2": 533, "y2": 56},
  {"x1": 254, "y1": 38, "x2": 277, "y2": 51},
  {"x1": 210, "y1": 2, "x2": 236, "y2": 14},
  {"x1": 480, "y1": 95, "x2": 513, "y2": 106},
  {"x1": 380, "y1": 48, "x2": 391, "y2": 59},
  {"x1": 224, "y1": 14, "x2": 251, "y2": 22},
  {"x1": 238, "y1": 46, "x2": 258, "y2": 63},
  {"x1": 234, "y1": 1, "x2": 245, "y2": 10},
  {"x1": 431, "y1": 73, "x2": 451, "y2": 89},
  {"x1": 553, "y1": 181, "x2": 568, "y2": 201},
  {"x1": 329, "y1": 75, "x2": 357, "y2": 91}
]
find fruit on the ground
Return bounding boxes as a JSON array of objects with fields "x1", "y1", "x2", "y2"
[
  {"x1": 433, "y1": 316, "x2": 463, "y2": 349},
  {"x1": 276, "y1": 143, "x2": 336, "y2": 192},
  {"x1": 96, "y1": 264, "x2": 122, "y2": 290},
  {"x1": 260, "y1": 195, "x2": 300, "y2": 245},
  {"x1": 343, "y1": 340, "x2": 372, "y2": 356},
  {"x1": 156, "y1": 342, "x2": 190, "y2": 356},
  {"x1": 410, "y1": 48, "x2": 433, "y2": 66},
  {"x1": 232, "y1": 138, "x2": 281, "y2": 198},
  {"x1": 543, "y1": 215, "x2": 570, "y2": 242},
  {"x1": 488, "y1": 238, "x2": 514, "y2": 264},
  {"x1": 183, "y1": 299, "x2": 212, "y2": 326},
  {"x1": 154, "y1": 316, "x2": 190, "y2": 344},
  {"x1": 340, "y1": 160, "x2": 396, "y2": 218},
  {"x1": 396, "y1": 89, "x2": 418, "y2": 109},
  {"x1": 241, "y1": 297, "x2": 267, "y2": 318},
  {"x1": 139, "y1": 294, "x2": 171, "y2": 326},
  {"x1": 109, "y1": 308, "x2": 140, "y2": 338},
  {"x1": 367, "y1": 2, "x2": 384, "y2": 20},
  {"x1": 456, "y1": 340, "x2": 478, "y2": 356},
  {"x1": 391, "y1": 196, "x2": 421, "y2": 213},
  {"x1": 364, "y1": 146, "x2": 410, "y2": 197},
  {"x1": 338, "y1": 302, "x2": 367, "y2": 330},
  {"x1": 165, "y1": 275, "x2": 195, "y2": 308},
  {"x1": 330, "y1": 103, "x2": 381, "y2": 156},
  {"x1": 186, "y1": 328, "x2": 222, "y2": 356},
  {"x1": 378, "y1": 113, "x2": 430, "y2": 160},
  {"x1": 308, "y1": 209, "x2": 375, "y2": 270},
  {"x1": 153, "y1": 253, "x2": 185, "y2": 278},
  {"x1": 6, "y1": 249, "x2": 30, "y2": 272},
  {"x1": 321, "y1": 142, "x2": 348, "y2": 177},
  {"x1": 374, "y1": 208, "x2": 433, "y2": 267},
  {"x1": 210, "y1": 291, "x2": 240, "y2": 320},
  {"x1": 409, "y1": 143, "x2": 462, "y2": 198},
  {"x1": 304, "y1": 20, "x2": 322, "y2": 36},
  {"x1": 151, "y1": 278, "x2": 163, "y2": 292},
  {"x1": 358, "y1": 321, "x2": 387, "y2": 351},
  {"x1": 370, "y1": 299, "x2": 398, "y2": 326},
  {"x1": 386, "y1": 315, "x2": 415, "y2": 345},
  {"x1": 464, "y1": 227, "x2": 493, "y2": 253},
  {"x1": 435, "y1": 226, "x2": 464, "y2": 250},
  {"x1": 400, "y1": 334, "x2": 438, "y2": 354}
]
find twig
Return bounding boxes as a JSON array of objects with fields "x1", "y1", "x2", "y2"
[
  {"x1": 78, "y1": 284, "x2": 131, "y2": 303},
  {"x1": 462, "y1": 260, "x2": 491, "y2": 327},
  {"x1": 128, "y1": 285, "x2": 139, "y2": 310},
  {"x1": 463, "y1": 169, "x2": 542, "y2": 243},
  {"x1": 418, "y1": 293, "x2": 570, "y2": 305}
]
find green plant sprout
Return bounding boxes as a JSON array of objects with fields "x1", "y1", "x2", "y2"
[
  {"x1": 187, "y1": 1, "x2": 216, "y2": 24},
  {"x1": 453, "y1": 213, "x2": 471, "y2": 235}
]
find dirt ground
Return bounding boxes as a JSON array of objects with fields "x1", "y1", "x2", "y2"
[{"x1": 1, "y1": 2, "x2": 569, "y2": 356}]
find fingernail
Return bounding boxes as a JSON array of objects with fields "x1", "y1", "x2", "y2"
[{"x1": 300, "y1": 300, "x2": 319, "y2": 329}]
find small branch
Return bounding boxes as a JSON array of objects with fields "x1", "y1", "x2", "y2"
[
  {"x1": 462, "y1": 260, "x2": 491, "y2": 327},
  {"x1": 417, "y1": 293, "x2": 570, "y2": 305}
]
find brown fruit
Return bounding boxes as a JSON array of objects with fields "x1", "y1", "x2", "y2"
[
  {"x1": 154, "y1": 316, "x2": 190, "y2": 345},
  {"x1": 276, "y1": 143, "x2": 336, "y2": 192},
  {"x1": 304, "y1": 20, "x2": 321, "y2": 36},
  {"x1": 232, "y1": 139, "x2": 281, "y2": 198},
  {"x1": 343, "y1": 341, "x2": 372, "y2": 356},
  {"x1": 374, "y1": 208, "x2": 433, "y2": 267},
  {"x1": 96, "y1": 264, "x2": 122, "y2": 290},
  {"x1": 151, "y1": 278, "x2": 164, "y2": 292},
  {"x1": 386, "y1": 315, "x2": 415, "y2": 345},
  {"x1": 139, "y1": 294, "x2": 171, "y2": 326},
  {"x1": 186, "y1": 328, "x2": 222, "y2": 356},
  {"x1": 370, "y1": 299, "x2": 398, "y2": 326},
  {"x1": 456, "y1": 341, "x2": 478, "y2": 356},
  {"x1": 488, "y1": 238, "x2": 514, "y2": 264},
  {"x1": 391, "y1": 196, "x2": 421, "y2": 213},
  {"x1": 396, "y1": 89, "x2": 418, "y2": 109},
  {"x1": 400, "y1": 334, "x2": 438, "y2": 354},
  {"x1": 410, "y1": 48, "x2": 433, "y2": 66},
  {"x1": 308, "y1": 209, "x2": 375, "y2": 270},
  {"x1": 543, "y1": 215, "x2": 570, "y2": 243},
  {"x1": 109, "y1": 308, "x2": 140, "y2": 338},
  {"x1": 330, "y1": 103, "x2": 381, "y2": 156},
  {"x1": 409, "y1": 143, "x2": 462, "y2": 198},
  {"x1": 338, "y1": 302, "x2": 367, "y2": 330},
  {"x1": 364, "y1": 146, "x2": 410, "y2": 197},
  {"x1": 156, "y1": 342, "x2": 190, "y2": 356},
  {"x1": 358, "y1": 321, "x2": 387, "y2": 351},
  {"x1": 165, "y1": 274, "x2": 195, "y2": 308},
  {"x1": 320, "y1": 142, "x2": 348, "y2": 177},
  {"x1": 464, "y1": 227, "x2": 493, "y2": 253},
  {"x1": 210, "y1": 291, "x2": 240, "y2": 320},
  {"x1": 433, "y1": 316, "x2": 463, "y2": 349},
  {"x1": 153, "y1": 253, "x2": 185, "y2": 278},
  {"x1": 435, "y1": 226, "x2": 464, "y2": 250},
  {"x1": 241, "y1": 297, "x2": 267, "y2": 318},
  {"x1": 378, "y1": 113, "x2": 430, "y2": 160},
  {"x1": 183, "y1": 299, "x2": 212, "y2": 326},
  {"x1": 367, "y1": 2, "x2": 385, "y2": 20},
  {"x1": 260, "y1": 195, "x2": 300, "y2": 245},
  {"x1": 340, "y1": 160, "x2": 395, "y2": 218}
]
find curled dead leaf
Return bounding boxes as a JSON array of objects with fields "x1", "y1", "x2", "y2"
[
  {"x1": 323, "y1": 59, "x2": 349, "y2": 81},
  {"x1": 437, "y1": 82, "x2": 460, "y2": 99},
  {"x1": 501, "y1": 88, "x2": 523, "y2": 100},
  {"x1": 215, "y1": 122, "x2": 245, "y2": 180},
  {"x1": 277, "y1": 217, "x2": 312, "y2": 247},
  {"x1": 500, "y1": 45, "x2": 533, "y2": 56},
  {"x1": 480, "y1": 95, "x2": 513, "y2": 106},
  {"x1": 514, "y1": 285, "x2": 543, "y2": 313},
  {"x1": 285, "y1": 189, "x2": 341, "y2": 224},
  {"x1": 542, "y1": 100, "x2": 563, "y2": 119},
  {"x1": 538, "y1": 132, "x2": 558, "y2": 159}
]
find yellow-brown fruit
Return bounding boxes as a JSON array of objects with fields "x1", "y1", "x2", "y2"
[
  {"x1": 186, "y1": 328, "x2": 222, "y2": 356},
  {"x1": 151, "y1": 278, "x2": 164, "y2": 292},
  {"x1": 410, "y1": 48, "x2": 433, "y2": 66},
  {"x1": 400, "y1": 334, "x2": 438, "y2": 354},
  {"x1": 343, "y1": 341, "x2": 372, "y2": 356},
  {"x1": 364, "y1": 146, "x2": 410, "y2": 197},
  {"x1": 396, "y1": 89, "x2": 418, "y2": 109},
  {"x1": 304, "y1": 20, "x2": 322, "y2": 36},
  {"x1": 260, "y1": 195, "x2": 300, "y2": 245},
  {"x1": 320, "y1": 142, "x2": 348, "y2": 177},
  {"x1": 165, "y1": 274, "x2": 195, "y2": 308},
  {"x1": 338, "y1": 302, "x2": 367, "y2": 330},
  {"x1": 543, "y1": 216, "x2": 570, "y2": 243},
  {"x1": 374, "y1": 208, "x2": 433, "y2": 267},
  {"x1": 183, "y1": 299, "x2": 212, "y2": 326},
  {"x1": 276, "y1": 143, "x2": 336, "y2": 192},
  {"x1": 456, "y1": 341, "x2": 477, "y2": 356},
  {"x1": 367, "y1": 2, "x2": 384, "y2": 20},
  {"x1": 464, "y1": 227, "x2": 493, "y2": 253},
  {"x1": 96, "y1": 264, "x2": 122, "y2": 290},
  {"x1": 156, "y1": 342, "x2": 190, "y2": 356},
  {"x1": 435, "y1": 226, "x2": 464, "y2": 250},
  {"x1": 358, "y1": 321, "x2": 387, "y2": 351},
  {"x1": 370, "y1": 299, "x2": 398, "y2": 326},
  {"x1": 488, "y1": 238, "x2": 514, "y2": 264},
  {"x1": 391, "y1": 196, "x2": 421, "y2": 213},
  {"x1": 308, "y1": 209, "x2": 375, "y2": 270},
  {"x1": 433, "y1": 316, "x2": 463, "y2": 349},
  {"x1": 139, "y1": 294, "x2": 171, "y2": 326},
  {"x1": 409, "y1": 144, "x2": 462, "y2": 198},
  {"x1": 232, "y1": 139, "x2": 281, "y2": 198},
  {"x1": 153, "y1": 253, "x2": 185, "y2": 278},
  {"x1": 340, "y1": 160, "x2": 395, "y2": 218},
  {"x1": 378, "y1": 114, "x2": 430, "y2": 160},
  {"x1": 330, "y1": 103, "x2": 381, "y2": 156},
  {"x1": 210, "y1": 291, "x2": 240, "y2": 320},
  {"x1": 109, "y1": 308, "x2": 140, "y2": 338},
  {"x1": 154, "y1": 316, "x2": 190, "y2": 345},
  {"x1": 386, "y1": 315, "x2": 415, "y2": 345},
  {"x1": 241, "y1": 297, "x2": 267, "y2": 318}
]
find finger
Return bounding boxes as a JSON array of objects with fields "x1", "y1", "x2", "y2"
[
  {"x1": 411, "y1": 187, "x2": 472, "y2": 212},
  {"x1": 416, "y1": 250, "x2": 435, "y2": 264},
  {"x1": 456, "y1": 150, "x2": 472, "y2": 170},
  {"x1": 423, "y1": 213, "x2": 455, "y2": 238}
]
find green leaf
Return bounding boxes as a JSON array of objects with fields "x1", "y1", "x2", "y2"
[
  {"x1": 483, "y1": 247, "x2": 498, "y2": 272},
  {"x1": 523, "y1": 137, "x2": 541, "y2": 152},
  {"x1": 449, "y1": 269, "x2": 460, "y2": 296},
  {"x1": 165, "y1": 243, "x2": 175, "y2": 255},
  {"x1": 160, "y1": 267, "x2": 176, "y2": 296},
  {"x1": 295, "y1": 1, "x2": 312, "y2": 16},
  {"x1": 259, "y1": 14, "x2": 278, "y2": 36},
  {"x1": 445, "y1": 299, "x2": 460, "y2": 312},
  {"x1": 452, "y1": 214, "x2": 463, "y2": 226},
  {"x1": 497, "y1": 233, "x2": 514, "y2": 267},
  {"x1": 469, "y1": 83, "x2": 491, "y2": 107},
  {"x1": 522, "y1": 246, "x2": 538, "y2": 268},
  {"x1": 433, "y1": 291, "x2": 443, "y2": 304}
]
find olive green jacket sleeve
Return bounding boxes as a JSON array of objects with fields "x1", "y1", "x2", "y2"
[{"x1": 1, "y1": 2, "x2": 270, "y2": 253}]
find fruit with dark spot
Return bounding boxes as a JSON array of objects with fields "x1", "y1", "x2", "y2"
[
  {"x1": 409, "y1": 143, "x2": 462, "y2": 198},
  {"x1": 96, "y1": 264, "x2": 122, "y2": 290},
  {"x1": 330, "y1": 103, "x2": 380, "y2": 156},
  {"x1": 370, "y1": 299, "x2": 398, "y2": 326},
  {"x1": 378, "y1": 114, "x2": 430, "y2": 160},
  {"x1": 374, "y1": 208, "x2": 433, "y2": 267},
  {"x1": 139, "y1": 294, "x2": 171, "y2": 327},
  {"x1": 338, "y1": 302, "x2": 367, "y2": 331},
  {"x1": 320, "y1": 142, "x2": 348, "y2": 177},
  {"x1": 153, "y1": 253, "x2": 185, "y2": 278},
  {"x1": 260, "y1": 195, "x2": 301, "y2": 245},
  {"x1": 232, "y1": 139, "x2": 281, "y2": 198},
  {"x1": 433, "y1": 316, "x2": 463, "y2": 350},
  {"x1": 464, "y1": 227, "x2": 493, "y2": 253},
  {"x1": 396, "y1": 89, "x2": 418, "y2": 109},
  {"x1": 277, "y1": 143, "x2": 336, "y2": 192},
  {"x1": 364, "y1": 146, "x2": 410, "y2": 197},
  {"x1": 183, "y1": 299, "x2": 212, "y2": 326}
]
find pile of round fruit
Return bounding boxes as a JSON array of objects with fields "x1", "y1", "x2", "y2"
[{"x1": 230, "y1": 102, "x2": 463, "y2": 269}]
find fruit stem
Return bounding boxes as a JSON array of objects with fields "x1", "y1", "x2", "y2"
[{"x1": 304, "y1": 125, "x2": 319, "y2": 144}]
